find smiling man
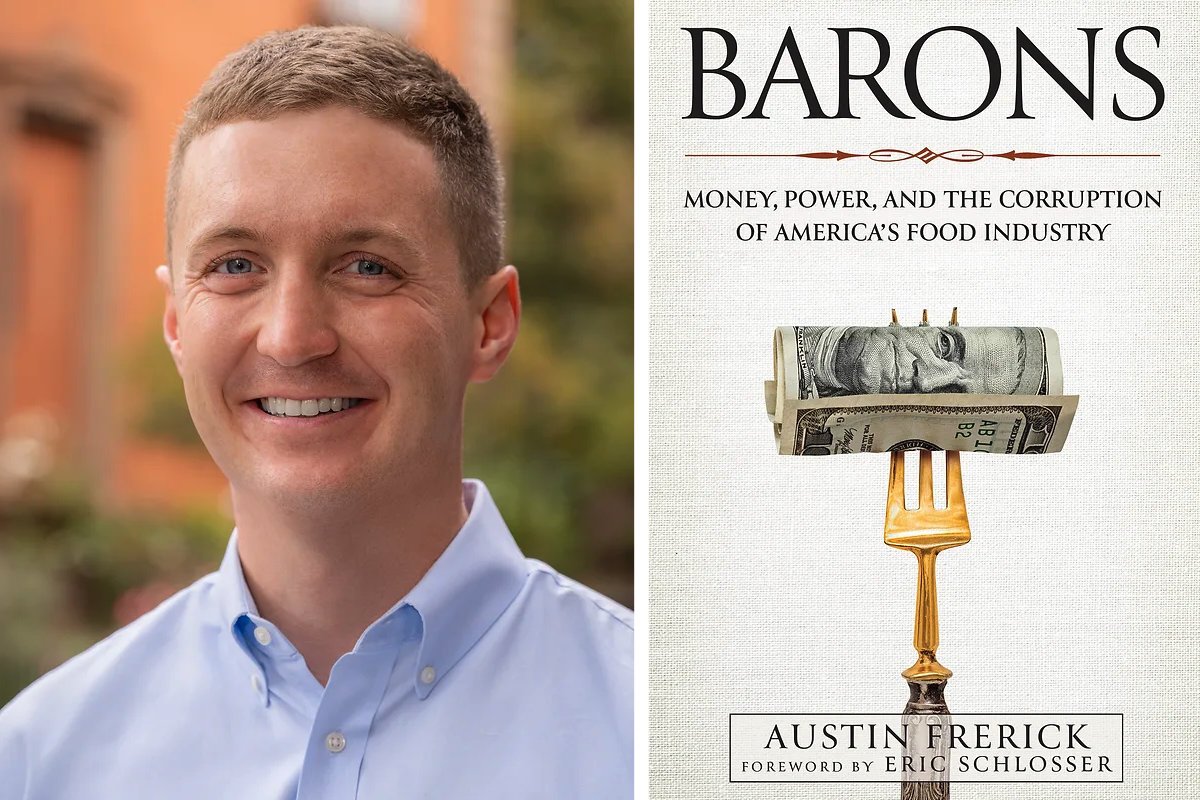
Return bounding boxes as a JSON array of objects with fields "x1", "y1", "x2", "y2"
[{"x1": 0, "y1": 26, "x2": 632, "y2": 799}]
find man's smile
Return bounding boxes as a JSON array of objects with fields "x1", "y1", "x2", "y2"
[
  {"x1": 256, "y1": 396, "x2": 364, "y2": 417},
  {"x1": 241, "y1": 396, "x2": 375, "y2": 428}
]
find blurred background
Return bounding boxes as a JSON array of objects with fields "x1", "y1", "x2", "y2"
[{"x1": 0, "y1": 0, "x2": 632, "y2": 705}]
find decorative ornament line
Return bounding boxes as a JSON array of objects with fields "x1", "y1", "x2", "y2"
[{"x1": 684, "y1": 147, "x2": 1160, "y2": 163}]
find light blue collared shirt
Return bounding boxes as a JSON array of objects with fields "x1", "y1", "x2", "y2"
[{"x1": 0, "y1": 480, "x2": 632, "y2": 799}]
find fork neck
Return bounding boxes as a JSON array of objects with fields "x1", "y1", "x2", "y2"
[
  {"x1": 904, "y1": 678, "x2": 948, "y2": 714},
  {"x1": 904, "y1": 549, "x2": 953, "y2": 682}
]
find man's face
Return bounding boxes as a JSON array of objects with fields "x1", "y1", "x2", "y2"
[
  {"x1": 164, "y1": 107, "x2": 491, "y2": 505},
  {"x1": 833, "y1": 326, "x2": 1025, "y2": 394}
]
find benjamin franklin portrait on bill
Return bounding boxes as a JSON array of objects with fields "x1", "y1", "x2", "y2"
[{"x1": 800, "y1": 325, "x2": 1053, "y2": 397}]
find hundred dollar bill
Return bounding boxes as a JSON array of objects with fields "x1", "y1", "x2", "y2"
[
  {"x1": 767, "y1": 325, "x2": 1062, "y2": 424},
  {"x1": 766, "y1": 324, "x2": 1076, "y2": 454},
  {"x1": 778, "y1": 394, "x2": 1078, "y2": 455}
]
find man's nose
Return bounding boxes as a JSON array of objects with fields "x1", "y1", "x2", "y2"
[
  {"x1": 255, "y1": 273, "x2": 339, "y2": 367},
  {"x1": 913, "y1": 358, "x2": 967, "y2": 392}
]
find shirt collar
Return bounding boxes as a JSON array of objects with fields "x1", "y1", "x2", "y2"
[
  {"x1": 216, "y1": 529, "x2": 255, "y2": 628},
  {"x1": 213, "y1": 479, "x2": 530, "y2": 700}
]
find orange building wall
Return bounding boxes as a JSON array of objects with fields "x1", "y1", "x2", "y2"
[
  {"x1": 8, "y1": 130, "x2": 88, "y2": 432},
  {"x1": 0, "y1": 0, "x2": 509, "y2": 513}
]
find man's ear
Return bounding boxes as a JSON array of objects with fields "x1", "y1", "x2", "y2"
[
  {"x1": 469, "y1": 265, "x2": 521, "y2": 383},
  {"x1": 156, "y1": 265, "x2": 184, "y2": 373}
]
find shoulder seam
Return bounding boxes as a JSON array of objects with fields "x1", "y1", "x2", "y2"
[{"x1": 528, "y1": 560, "x2": 634, "y2": 632}]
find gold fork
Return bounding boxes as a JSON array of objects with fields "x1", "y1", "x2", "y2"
[
  {"x1": 885, "y1": 310, "x2": 971, "y2": 799},
  {"x1": 885, "y1": 447, "x2": 972, "y2": 682}
]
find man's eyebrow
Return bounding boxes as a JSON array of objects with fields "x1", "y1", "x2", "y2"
[
  {"x1": 318, "y1": 227, "x2": 427, "y2": 264},
  {"x1": 187, "y1": 225, "x2": 272, "y2": 255},
  {"x1": 188, "y1": 224, "x2": 426, "y2": 263}
]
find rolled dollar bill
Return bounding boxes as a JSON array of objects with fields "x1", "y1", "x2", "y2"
[
  {"x1": 766, "y1": 325, "x2": 1076, "y2": 454},
  {"x1": 768, "y1": 325, "x2": 1062, "y2": 422},
  {"x1": 779, "y1": 394, "x2": 1078, "y2": 455}
]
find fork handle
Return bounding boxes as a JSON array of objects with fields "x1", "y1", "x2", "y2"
[
  {"x1": 901, "y1": 679, "x2": 950, "y2": 800},
  {"x1": 903, "y1": 550, "x2": 952, "y2": 682},
  {"x1": 903, "y1": 555, "x2": 951, "y2": 798},
  {"x1": 914, "y1": 550, "x2": 940, "y2": 655}
]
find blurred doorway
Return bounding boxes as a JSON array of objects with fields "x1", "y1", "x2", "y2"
[{"x1": 2, "y1": 114, "x2": 92, "y2": 456}]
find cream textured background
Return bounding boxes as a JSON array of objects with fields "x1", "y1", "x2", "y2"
[{"x1": 648, "y1": 2, "x2": 1199, "y2": 797}]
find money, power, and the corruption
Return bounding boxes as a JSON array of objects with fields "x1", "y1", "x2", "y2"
[{"x1": 765, "y1": 325, "x2": 1078, "y2": 455}]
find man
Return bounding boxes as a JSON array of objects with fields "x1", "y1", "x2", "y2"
[
  {"x1": 801, "y1": 325, "x2": 1049, "y2": 396},
  {"x1": 0, "y1": 25, "x2": 632, "y2": 799}
]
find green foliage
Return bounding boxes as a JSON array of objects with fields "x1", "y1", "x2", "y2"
[
  {"x1": 126, "y1": 319, "x2": 203, "y2": 448},
  {"x1": 0, "y1": 479, "x2": 227, "y2": 705},
  {"x1": 465, "y1": 0, "x2": 633, "y2": 600}
]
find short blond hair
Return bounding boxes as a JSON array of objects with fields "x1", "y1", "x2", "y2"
[{"x1": 166, "y1": 25, "x2": 503, "y2": 285}]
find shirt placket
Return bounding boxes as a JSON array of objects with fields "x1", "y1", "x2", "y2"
[{"x1": 294, "y1": 644, "x2": 405, "y2": 798}]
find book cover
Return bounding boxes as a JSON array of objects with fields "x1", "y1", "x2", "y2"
[{"x1": 648, "y1": 3, "x2": 1195, "y2": 797}]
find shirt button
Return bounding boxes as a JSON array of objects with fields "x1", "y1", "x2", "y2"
[
  {"x1": 420, "y1": 665, "x2": 436, "y2": 685},
  {"x1": 250, "y1": 673, "x2": 263, "y2": 693},
  {"x1": 325, "y1": 731, "x2": 346, "y2": 753},
  {"x1": 253, "y1": 626, "x2": 272, "y2": 646}
]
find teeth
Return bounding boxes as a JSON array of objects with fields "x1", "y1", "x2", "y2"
[{"x1": 258, "y1": 397, "x2": 359, "y2": 418}]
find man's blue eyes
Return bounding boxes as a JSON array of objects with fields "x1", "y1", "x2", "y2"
[
  {"x1": 348, "y1": 259, "x2": 388, "y2": 276},
  {"x1": 217, "y1": 257, "x2": 255, "y2": 274},
  {"x1": 212, "y1": 258, "x2": 391, "y2": 276}
]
